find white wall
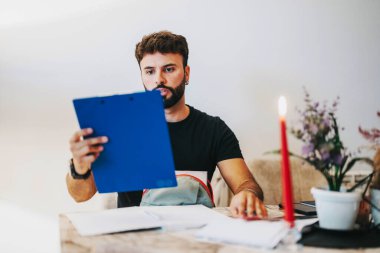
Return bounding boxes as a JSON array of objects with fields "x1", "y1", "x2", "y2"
[{"x1": 0, "y1": 0, "x2": 379, "y2": 230}]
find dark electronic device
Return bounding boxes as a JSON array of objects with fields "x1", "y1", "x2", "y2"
[
  {"x1": 293, "y1": 203, "x2": 317, "y2": 215},
  {"x1": 279, "y1": 202, "x2": 317, "y2": 216}
]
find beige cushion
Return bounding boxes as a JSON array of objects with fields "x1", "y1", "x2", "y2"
[{"x1": 211, "y1": 158, "x2": 327, "y2": 206}]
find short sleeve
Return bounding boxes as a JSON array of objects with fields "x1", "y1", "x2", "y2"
[{"x1": 214, "y1": 119, "x2": 243, "y2": 163}]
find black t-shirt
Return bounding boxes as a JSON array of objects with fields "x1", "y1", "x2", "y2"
[{"x1": 117, "y1": 105, "x2": 243, "y2": 207}]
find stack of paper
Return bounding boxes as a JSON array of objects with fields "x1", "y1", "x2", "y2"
[
  {"x1": 67, "y1": 204, "x2": 318, "y2": 249},
  {"x1": 196, "y1": 217, "x2": 319, "y2": 249},
  {"x1": 66, "y1": 205, "x2": 227, "y2": 236},
  {"x1": 196, "y1": 219, "x2": 289, "y2": 249},
  {"x1": 66, "y1": 207, "x2": 161, "y2": 236}
]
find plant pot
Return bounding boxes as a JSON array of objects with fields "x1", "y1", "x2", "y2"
[
  {"x1": 311, "y1": 187, "x2": 361, "y2": 230},
  {"x1": 371, "y1": 188, "x2": 380, "y2": 226}
]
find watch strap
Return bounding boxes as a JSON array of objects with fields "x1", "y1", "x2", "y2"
[{"x1": 70, "y1": 158, "x2": 91, "y2": 180}]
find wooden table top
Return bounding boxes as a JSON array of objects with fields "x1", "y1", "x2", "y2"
[{"x1": 59, "y1": 207, "x2": 380, "y2": 253}]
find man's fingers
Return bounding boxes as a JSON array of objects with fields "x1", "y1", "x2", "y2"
[
  {"x1": 237, "y1": 197, "x2": 247, "y2": 217},
  {"x1": 70, "y1": 128, "x2": 93, "y2": 144},
  {"x1": 229, "y1": 207, "x2": 239, "y2": 217},
  {"x1": 74, "y1": 136, "x2": 108, "y2": 150},
  {"x1": 85, "y1": 136, "x2": 108, "y2": 146},
  {"x1": 253, "y1": 197, "x2": 268, "y2": 218},
  {"x1": 75, "y1": 145, "x2": 104, "y2": 159},
  {"x1": 80, "y1": 154, "x2": 98, "y2": 164},
  {"x1": 246, "y1": 194, "x2": 255, "y2": 217},
  {"x1": 229, "y1": 192, "x2": 268, "y2": 219},
  {"x1": 260, "y1": 202, "x2": 268, "y2": 217},
  {"x1": 70, "y1": 136, "x2": 108, "y2": 154}
]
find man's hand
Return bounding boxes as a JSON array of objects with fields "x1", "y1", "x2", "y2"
[
  {"x1": 69, "y1": 128, "x2": 108, "y2": 175},
  {"x1": 229, "y1": 190, "x2": 268, "y2": 219}
]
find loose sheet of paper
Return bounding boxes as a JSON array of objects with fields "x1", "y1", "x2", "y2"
[
  {"x1": 196, "y1": 219, "x2": 290, "y2": 249},
  {"x1": 142, "y1": 204, "x2": 227, "y2": 230},
  {"x1": 295, "y1": 218, "x2": 319, "y2": 231},
  {"x1": 66, "y1": 205, "x2": 227, "y2": 236},
  {"x1": 196, "y1": 216, "x2": 319, "y2": 249},
  {"x1": 66, "y1": 207, "x2": 161, "y2": 236}
]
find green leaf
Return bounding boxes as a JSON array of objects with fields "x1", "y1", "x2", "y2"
[
  {"x1": 342, "y1": 157, "x2": 373, "y2": 177},
  {"x1": 347, "y1": 172, "x2": 374, "y2": 192}
]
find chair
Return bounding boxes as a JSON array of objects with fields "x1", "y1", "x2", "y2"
[{"x1": 211, "y1": 158, "x2": 327, "y2": 206}]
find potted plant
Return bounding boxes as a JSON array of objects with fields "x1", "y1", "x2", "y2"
[
  {"x1": 359, "y1": 111, "x2": 380, "y2": 226},
  {"x1": 290, "y1": 89, "x2": 373, "y2": 230}
]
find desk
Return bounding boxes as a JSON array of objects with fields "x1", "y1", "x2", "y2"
[{"x1": 60, "y1": 207, "x2": 379, "y2": 253}]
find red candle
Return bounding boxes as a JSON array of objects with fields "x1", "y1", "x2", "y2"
[{"x1": 278, "y1": 96, "x2": 295, "y2": 227}]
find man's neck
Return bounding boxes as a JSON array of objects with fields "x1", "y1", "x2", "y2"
[{"x1": 164, "y1": 98, "x2": 190, "y2": 123}]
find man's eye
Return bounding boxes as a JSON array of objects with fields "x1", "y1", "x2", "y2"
[
  {"x1": 165, "y1": 67, "x2": 175, "y2": 73},
  {"x1": 145, "y1": 70, "x2": 154, "y2": 75}
]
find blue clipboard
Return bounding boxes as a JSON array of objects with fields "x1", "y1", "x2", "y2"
[{"x1": 72, "y1": 91, "x2": 177, "y2": 193}]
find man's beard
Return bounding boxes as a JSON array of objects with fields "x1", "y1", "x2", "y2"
[{"x1": 152, "y1": 77, "x2": 186, "y2": 109}]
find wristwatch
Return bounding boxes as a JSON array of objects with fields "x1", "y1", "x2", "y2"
[{"x1": 70, "y1": 158, "x2": 91, "y2": 180}]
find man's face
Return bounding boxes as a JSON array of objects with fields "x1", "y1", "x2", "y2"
[{"x1": 140, "y1": 52, "x2": 190, "y2": 109}]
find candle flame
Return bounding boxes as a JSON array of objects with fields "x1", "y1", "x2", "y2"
[{"x1": 278, "y1": 96, "x2": 287, "y2": 117}]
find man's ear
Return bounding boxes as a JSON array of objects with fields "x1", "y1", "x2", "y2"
[{"x1": 185, "y1": 65, "x2": 190, "y2": 82}]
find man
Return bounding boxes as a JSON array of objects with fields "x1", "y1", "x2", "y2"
[{"x1": 66, "y1": 31, "x2": 267, "y2": 219}]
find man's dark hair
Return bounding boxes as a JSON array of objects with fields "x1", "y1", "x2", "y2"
[{"x1": 135, "y1": 31, "x2": 189, "y2": 68}]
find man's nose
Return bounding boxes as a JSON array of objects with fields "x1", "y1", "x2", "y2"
[{"x1": 155, "y1": 71, "x2": 166, "y2": 86}]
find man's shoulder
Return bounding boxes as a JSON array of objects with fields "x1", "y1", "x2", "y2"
[{"x1": 189, "y1": 105, "x2": 223, "y2": 123}]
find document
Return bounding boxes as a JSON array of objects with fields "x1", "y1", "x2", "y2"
[
  {"x1": 66, "y1": 207, "x2": 161, "y2": 236},
  {"x1": 196, "y1": 217, "x2": 318, "y2": 249},
  {"x1": 66, "y1": 205, "x2": 228, "y2": 236},
  {"x1": 67, "y1": 204, "x2": 318, "y2": 248},
  {"x1": 196, "y1": 219, "x2": 289, "y2": 249}
]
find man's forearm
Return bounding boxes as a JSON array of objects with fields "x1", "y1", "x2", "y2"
[
  {"x1": 217, "y1": 158, "x2": 265, "y2": 201},
  {"x1": 66, "y1": 172, "x2": 97, "y2": 202}
]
